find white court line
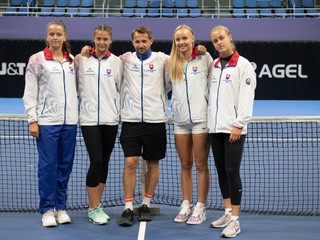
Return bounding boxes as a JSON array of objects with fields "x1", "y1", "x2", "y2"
[{"x1": 137, "y1": 221, "x2": 146, "y2": 240}]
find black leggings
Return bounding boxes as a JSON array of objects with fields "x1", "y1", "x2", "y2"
[
  {"x1": 81, "y1": 125, "x2": 118, "y2": 187},
  {"x1": 210, "y1": 133, "x2": 246, "y2": 206}
]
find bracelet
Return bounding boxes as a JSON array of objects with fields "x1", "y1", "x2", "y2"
[{"x1": 234, "y1": 126, "x2": 242, "y2": 130}]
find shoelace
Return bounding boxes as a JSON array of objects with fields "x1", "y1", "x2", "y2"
[
  {"x1": 44, "y1": 210, "x2": 54, "y2": 217},
  {"x1": 226, "y1": 220, "x2": 238, "y2": 230},
  {"x1": 180, "y1": 204, "x2": 191, "y2": 215}
]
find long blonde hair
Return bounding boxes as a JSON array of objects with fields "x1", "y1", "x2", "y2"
[{"x1": 169, "y1": 25, "x2": 195, "y2": 82}]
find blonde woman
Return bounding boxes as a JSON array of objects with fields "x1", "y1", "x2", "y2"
[{"x1": 166, "y1": 25, "x2": 213, "y2": 225}]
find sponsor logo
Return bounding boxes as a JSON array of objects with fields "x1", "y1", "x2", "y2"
[
  {"x1": 251, "y1": 62, "x2": 308, "y2": 79},
  {"x1": 0, "y1": 62, "x2": 26, "y2": 75}
]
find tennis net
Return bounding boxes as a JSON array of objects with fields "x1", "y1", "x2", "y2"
[{"x1": 0, "y1": 115, "x2": 319, "y2": 216}]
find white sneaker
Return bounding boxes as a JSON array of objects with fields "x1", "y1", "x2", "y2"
[
  {"x1": 55, "y1": 210, "x2": 71, "y2": 224},
  {"x1": 221, "y1": 219, "x2": 241, "y2": 238},
  {"x1": 98, "y1": 203, "x2": 110, "y2": 220},
  {"x1": 211, "y1": 212, "x2": 231, "y2": 228},
  {"x1": 186, "y1": 202, "x2": 206, "y2": 225},
  {"x1": 174, "y1": 200, "x2": 192, "y2": 223},
  {"x1": 42, "y1": 210, "x2": 57, "y2": 227}
]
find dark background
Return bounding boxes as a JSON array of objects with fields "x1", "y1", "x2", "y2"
[{"x1": 1, "y1": 39, "x2": 319, "y2": 100}]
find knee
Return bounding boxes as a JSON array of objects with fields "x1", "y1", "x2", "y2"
[
  {"x1": 180, "y1": 160, "x2": 193, "y2": 171},
  {"x1": 225, "y1": 167, "x2": 240, "y2": 181},
  {"x1": 125, "y1": 158, "x2": 139, "y2": 171},
  {"x1": 194, "y1": 158, "x2": 209, "y2": 172}
]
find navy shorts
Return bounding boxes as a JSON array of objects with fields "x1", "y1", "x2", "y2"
[{"x1": 120, "y1": 122, "x2": 167, "y2": 160}]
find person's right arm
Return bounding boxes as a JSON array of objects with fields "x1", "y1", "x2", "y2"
[{"x1": 23, "y1": 54, "x2": 40, "y2": 138}]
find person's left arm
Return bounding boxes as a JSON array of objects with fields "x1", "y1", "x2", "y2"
[
  {"x1": 236, "y1": 62, "x2": 256, "y2": 126},
  {"x1": 230, "y1": 61, "x2": 257, "y2": 143}
]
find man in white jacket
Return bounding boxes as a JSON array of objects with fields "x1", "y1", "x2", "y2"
[{"x1": 118, "y1": 26, "x2": 169, "y2": 226}]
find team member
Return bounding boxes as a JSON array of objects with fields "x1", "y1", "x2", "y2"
[
  {"x1": 75, "y1": 24, "x2": 123, "y2": 225},
  {"x1": 166, "y1": 24, "x2": 212, "y2": 225},
  {"x1": 23, "y1": 20, "x2": 78, "y2": 227},
  {"x1": 118, "y1": 26, "x2": 169, "y2": 226},
  {"x1": 208, "y1": 25, "x2": 256, "y2": 238}
]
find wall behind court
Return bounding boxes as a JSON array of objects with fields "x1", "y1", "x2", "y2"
[{"x1": 0, "y1": 39, "x2": 319, "y2": 100}]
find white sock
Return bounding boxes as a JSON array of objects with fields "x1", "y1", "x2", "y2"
[
  {"x1": 225, "y1": 208, "x2": 232, "y2": 215},
  {"x1": 195, "y1": 202, "x2": 205, "y2": 209},
  {"x1": 125, "y1": 202, "x2": 133, "y2": 211},
  {"x1": 231, "y1": 215, "x2": 239, "y2": 221},
  {"x1": 142, "y1": 194, "x2": 152, "y2": 207},
  {"x1": 181, "y1": 200, "x2": 190, "y2": 206}
]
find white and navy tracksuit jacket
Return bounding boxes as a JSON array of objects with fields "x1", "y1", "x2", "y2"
[
  {"x1": 75, "y1": 50, "x2": 123, "y2": 126},
  {"x1": 166, "y1": 50, "x2": 213, "y2": 125},
  {"x1": 23, "y1": 47, "x2": 78, "y2": 125},
  {"x1": 208, "y1": 51, "x2": 256, "y2": 135},
  {"x1": 119, "y1": 50, "x2": 169, "y2": 123}
]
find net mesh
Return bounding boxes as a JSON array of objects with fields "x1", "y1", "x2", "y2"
[{"x1": 0, "y1": 115, "x2": 319, "y2": 215}]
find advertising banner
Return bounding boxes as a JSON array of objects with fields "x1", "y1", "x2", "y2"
[{"x1": 0, "y1": 40, "x2": 319, "y2": 100}]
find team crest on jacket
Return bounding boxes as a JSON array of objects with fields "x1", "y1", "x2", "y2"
[
  {"x1": 105, "y1": 68, "x2": 113, "y2": 77},
  {"x1": 191, "y1": 66, "x2": 199, "y2": 75},
  {"x1": 69, "y1": 66, "x2": 75, "y2": 75},
  {"x1": 245, "y1": 78, "x2": 251, "y2": 85},
  {"x1": 148, "y1": 64, "x2": 155, "y2": 72},
  {"x1": 223, "y1": 74, "x2": 231, "y2": 83}
]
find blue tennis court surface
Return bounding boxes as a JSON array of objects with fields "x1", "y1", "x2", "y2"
[
  {"x1": 0, "y1": 98, "x2": 319, "y2": 116},
  {"x1": 0, "y1": 206, "x2": 319, "y2": 240},
  {"x1": 0, "y1": 98, "x2": 319, "y2": 240}
]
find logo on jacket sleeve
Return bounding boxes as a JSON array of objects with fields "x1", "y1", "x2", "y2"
[{"x1": 245, "y1": 78, "x2": 251, "y2": 85}]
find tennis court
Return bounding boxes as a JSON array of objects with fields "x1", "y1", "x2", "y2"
[{"x1": 0, "y1": 98, "x2": 319, "y2": 240}]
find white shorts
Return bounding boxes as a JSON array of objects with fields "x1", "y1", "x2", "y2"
[{"x1": 174, "y1": 122, "x2": 209, "y2": 135}]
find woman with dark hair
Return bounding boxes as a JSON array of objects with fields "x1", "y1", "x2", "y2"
[
  {"x1": 75, "y1": 24, "x2": 123, "y2": 225},
  {"x1": 23, "y1": 20, "x2": 78, "y2": 227}
]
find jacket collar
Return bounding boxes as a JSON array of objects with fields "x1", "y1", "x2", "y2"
[
  {"x1": 136, "y1": 50, "x2": 152, "y2": 61},
  {"x1": 214, "y1": 51, "x2": 240, "y2": 67},
  {"x1": 90, "y1": 49, "x2": 111, "y2": 59},
  {"x1": 44, "y1": 47, "x2": 69, "y2": 61}
]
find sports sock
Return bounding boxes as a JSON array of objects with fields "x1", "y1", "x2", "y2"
[
  {"x1": 195, "y1": 202, "x2": 205, "y2": 209},
  {"x1": 141, "y1": 193, "x2": 153, "y2": 207},
  {"x1": 124, "y1": 197, "x2": 133, "y2": 211},
  {"x1": 225, "y1": 208, "x2": 232, "y2": 215},
  {"x1": 231, "y1": 215, "x2": 239, "y2": 221}
]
